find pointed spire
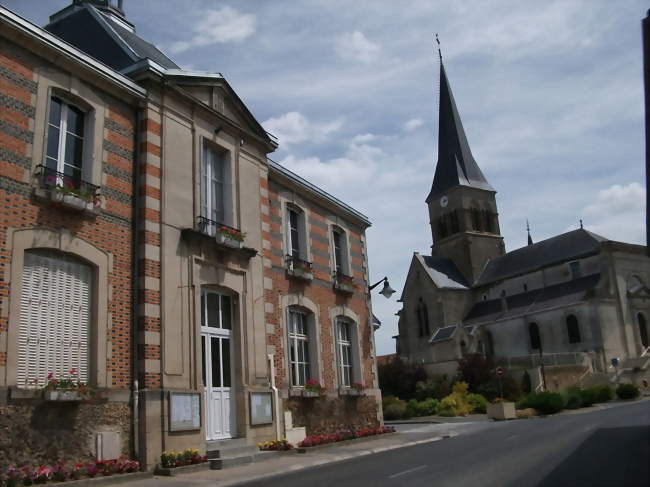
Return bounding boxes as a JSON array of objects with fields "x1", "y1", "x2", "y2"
[
  {"x1": 426, "y1": 54, "x2": 494, "y2": 203},
  {"x1": 527, "y1": 219, "x2": 533, "y2": 246}
]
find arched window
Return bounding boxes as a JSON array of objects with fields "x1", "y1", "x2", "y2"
[
  {"x1": 438, "y1": 216, "x2": 448, "y2": 240},
  {"x1": 484, "y1": 210, "x2": 494, "y2": 233},
  {"x1": 529, "y1": 322, "x2": 541, "y2": 350},
  {"x1": 471, "y1": 208, "x2": 482, "y2": 231},
  {"x1": 450, "y1": 210, "x2": 460, "y2": 234},
  {"x1": 566, "y1": 315, "x2": 581, "y2": 344},
  {"x1": 639, "y1": 313, "x2": 649, "y2": 348},
  {"x1": 416, "y1": 298, "x2": 430, "y2": 337},
  {"x1": 18, "y1": 250, "x2": 92, "y2": 387}
]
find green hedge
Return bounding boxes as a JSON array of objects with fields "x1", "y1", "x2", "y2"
[
  {"x1": 519, "y1": 391, "x2": 565, "y2": 414},
  {"x1": 616, "y1": 383, "x2": 640, "y2": 400}
]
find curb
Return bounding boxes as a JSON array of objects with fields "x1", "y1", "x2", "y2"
[{"x1": 222, "y1": 434, "x2": 456, "y2": 487}]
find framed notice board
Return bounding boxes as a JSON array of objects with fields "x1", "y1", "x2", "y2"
[
  {"x1": 169, "y1": 392, "x2": 201, "y2": 431},
  {"x1": 249, "y1": 391, "x2": 273, "y2": 425}
]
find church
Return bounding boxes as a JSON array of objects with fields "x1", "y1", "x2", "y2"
[{"x1": 396, "y1": 59, "x2": 650, "y2": 391}]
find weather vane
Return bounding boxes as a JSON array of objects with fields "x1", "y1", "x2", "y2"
[{"x1": 435, "y1": 33, "x2": 442, "y2": 62}]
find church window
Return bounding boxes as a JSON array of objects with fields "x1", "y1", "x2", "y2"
[
  {"x1": 438, "y1": 217, "x2": 448, "y2": 240},
  {"x1": 416, "y1": 298, "x2": 430, "y2": 337},
  {"x1": 471, "y1": 208, "x2": 481, "y2": 231},
  {"x1": 529, "y1": 322, "x2": 541, "y2": 350},
  {"x1": 484, "y1": 210, "x2": 494, "y2": 233},
  {"x1": 639, "y1": 313, "x2": 649, "y2": 349},
  {"x1": 486, "y1": 330, "x2": 495, "y2": 356},
  {"x1": 566, "y1": 315, "x2": 581, "y2": 344},
  {"x1": 568, "y1": 261, "x2": 581, "y2": 279},
  {"x1": 450, "y1": 210, "x2": 460, "y2": 234}
]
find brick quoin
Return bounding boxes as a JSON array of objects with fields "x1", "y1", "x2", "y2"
[
  {"x1": 139, "y1": 162, "x2": 161, "y2": 178},
  {"x1": 0, "y1": 351, "x2": 6, "y2": 366},
  {"x1": 140, "y1": 141, "x2": 160, "y2": 157},
  {"x1": 139, "y1": 184, "x2": 161, "y2": 200},
  {"x1": 143, "y1": 373, "x2": 161, "y2": 389},
  {"x1": 138, "y1": 289, "x2": 160, "y2": 305},
  {"x1": 108, "y1": 107, "x2": 134, "y2": 132},
  {"x1": 141, "y1": 118, "x2": 161, "y2": 136},
  {"x1": 140, "y1": 258, "x2": 161, "y2": 278},
  {"x1": 138, "y1": 344, "x2": 161, "y2": 360},
  {"x1": 140, "y1": 207, "x2": 160, "y2": 223},
  {"x1": 138, "y1": 316, "x2": 161, "y2": 332},
  {"x1": 140, "y1": 230, "x2": 160, "y2": 246}
]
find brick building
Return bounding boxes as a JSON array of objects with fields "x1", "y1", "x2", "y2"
[{"x1": 0, "y1": 1, "x2": 381, "y2": 469}]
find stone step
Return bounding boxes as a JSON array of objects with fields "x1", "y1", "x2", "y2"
[
  {"x1": 209, "y1": 454, "x2": 253, "y2": 470},
  {"x1": 207, "y1": 445, "x2": 259, "y2": 459}
]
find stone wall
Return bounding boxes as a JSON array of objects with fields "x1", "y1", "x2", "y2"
[
  {"x1": 285, "y1": 395, "x2": 379, "y2": 436},
  {"x1": 0, "y1": 399, "x2": 130, "y2": 469}
]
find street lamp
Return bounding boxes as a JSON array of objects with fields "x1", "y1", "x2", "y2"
[{"x1": 368, "y1": 276, "x2": 395, "y2": 299}]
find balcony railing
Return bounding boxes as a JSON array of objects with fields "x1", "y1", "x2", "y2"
[
  {"x1": 196, "y1": 216, "x2": 245, "y2": 249},
  {"x1": 497, "y1": 352, "x2": 591, "y2": 370},
  {"x1": 285, "y1": 254, "x2": 313, "y2": 280},
  {"x1": 36, "y1": 165, "x2": 100, "y2": 202}
]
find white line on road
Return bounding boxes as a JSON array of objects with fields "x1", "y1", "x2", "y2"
[{"x1": 388, "y1": 465, "x2": 428, "y2": 479}]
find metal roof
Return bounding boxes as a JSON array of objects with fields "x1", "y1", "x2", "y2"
[{"x1": 426, "y1": 63, "x2": 494, "y2": 203}]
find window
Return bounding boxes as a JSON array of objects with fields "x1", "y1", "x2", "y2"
[
  {"x1": 449, "y1": 210, "x2": 460, "y2": 234},
  {"x1": 437, "y1": 216, "x2": 448, "y2": 240},
  {"x1": 18, "y1": 250, "x2": 92, "y2": 387},
  {"x1": 336, "y1": 319, "x2": 353, "y2": 388},
  {"x1": 416, "y1": 298, "x2": 430, "y2": 337},
  {"x1": 566, "y1": 315, "x2": 581, "y2": 344},
  {"x1": 569, "y1": 261, "x2": 581, "y2": 279},
  {"x1": 638, "y1": 313, "x2": 649, "y2": 348},
  {"x1": 201, "y1": 289, "x2": 232, "y2": 330},
  {"x1": 486, "y1": 330, "x2": 495, "y2": 356},
  {"x1": 288, "y1": 308, "x2": 310, "y2": 386},
  {"x1": 45, "y1": 96, "x2": 85, "y2": 187},
  {"x1": 332, "y1": 228, "x2": 344, "y2": 273},
  {"x1": 471, "y1": 208, "x2": 482, "y2": 231},
  {"x1": 202, "y1": 143, "x2": 226, "y2": 227},
  {"x1": 529, "y1": 322, "x2": 541, "y2": 351},
  {"x1": 483, "y1": 210, "x2": 494, "y2": 233},
  {"x1": 288, "y1": 209, "x2": 300, "y2": 258}
]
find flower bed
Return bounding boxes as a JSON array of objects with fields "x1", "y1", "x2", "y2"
[
  {"x1": 2, "y1": 457, "x2": 140, "y2": 486},
  {"x1": 298, "y1": 426, "x2": 395, "y2": 448},
  {"x1": 257, "y1": 439, "x2": 293, "y2": 451},
  {"x1": 159, "y1": 449, "x2": 207, "y2": 469}
]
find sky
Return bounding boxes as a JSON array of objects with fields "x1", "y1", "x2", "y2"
[{"x1": 7, "y1": 0, "x2": 647, "y2": 356}]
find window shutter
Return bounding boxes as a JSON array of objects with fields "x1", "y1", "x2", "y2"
[{"x1": 18, "y1": 252, "x2": 91, "y2": 388}]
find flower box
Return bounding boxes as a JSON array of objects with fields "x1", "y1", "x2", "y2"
[
  {"x1": 216, "y1": 232, "x2": 243, "y2": 249},
  {"x1": 287, "y1": 266, "x2": 313, "y2": 281},
  {"x1": 333, "y1": 280, "x2": 355, "y2": 294},
  {"x1": 301, "y1": 390, "x2": 321, "y2": 398},
  {"x1": 44, "y1": 390, "x2": 81, "y2": 401},
  {"x1": 486, "y1": 401, "x2": 516, "y2": 420}
]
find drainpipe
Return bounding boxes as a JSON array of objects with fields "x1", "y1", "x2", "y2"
[
  {"x1": 268, "y1": 354, "x2": 281, "y2": 440},
  {"x1": 131, "y1": 106, "x2": 143, "y2": 466}
]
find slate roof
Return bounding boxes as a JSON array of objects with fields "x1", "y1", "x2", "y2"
[
  {"x1": 475, "y1": 229, "x2": 607, "y2": 286},
  {"x1": 426, "y1": 63, "x2": 494, "y2": 203},
  {"x1": 418, "y1": 253, "x2": 469, "y2": 289},
  {"x1": 464, "y1": 273, "x2": 602, "y2": 325},
  {"x1": 45, "y1": 2, "x2": 179, "y2": 72}
]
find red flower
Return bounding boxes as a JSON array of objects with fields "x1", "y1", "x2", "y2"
[{"x1": 69, "y1": 368, "x2": 77, "y2": 375}]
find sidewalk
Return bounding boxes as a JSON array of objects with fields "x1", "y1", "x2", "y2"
[{"x1": 123, "y1": 430, "x2": 454, "y2": 487}]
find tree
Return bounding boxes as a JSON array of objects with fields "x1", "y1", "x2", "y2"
[
  {"x1": 457, "y1": 353, "x2": 493, "y2": 392},
  {"x1": 378, "y1": 356, "x2": 427, "y2": 400}
]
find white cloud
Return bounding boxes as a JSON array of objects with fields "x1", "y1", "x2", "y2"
[
  {"x1": 403, "y1": 118, "x2": 424, "y2": 132},
  {"x1": 262, "y1": 112, "x2": 342, "y2": 147},
  {"x1": 352, "y1": 133, "x2": 375, "y2": 143},
  {"x1": 335, "y1": 31, "x2": 381, "y2": 63},
  {"x1": 170, "y1": 6, "x2": 256, "y2": 53},
  {"x1": 581, "y1": 182, "x2": 645, "y2": 243}
]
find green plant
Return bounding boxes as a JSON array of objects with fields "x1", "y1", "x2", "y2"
[
  {"x1": 467, "y1": 393, "x2": 488, "y2": 413},
  {"x1": 415, "y1": 375, "x2": 452, "y2": 401},
  {"x1": 404, "y1": 398, "x2": 439, "y2": 417},
  {"x1": 578, "y1": 388, "x2": 596, "y2": 407},
  {"x1": 217, "y1": 225, "x2": 245, "y2": 242},
  {"x1": 519, "y1": 391, "x2": 565, "y2": 414},
  {"x1": 436, "y1": 381, "x2": 473, "y2": 417},
  {"x1": 378, "y1": 357, "x2": 427, "y2": 400},
  {"x1": 564, "y1": 388, "x2": 582, "y2": 409},
  {"x1": 42, "y1": 369, "x2": 96, "y2": 400},
  {"x1": 457, "y1": 353, "x2": 494, "y2": 392},
  {"x1": 304, "y1": 379, "x2": 324, "y2": 394},
  {"x1": 589, "y1": 385, "x2": 614, "y2": 403},
  {"x1": 616, "y1": 383, "x2": 640, "y2": 400},
  {"x1": 383, "y1": 401, "x2": 407, "y2": 420}
]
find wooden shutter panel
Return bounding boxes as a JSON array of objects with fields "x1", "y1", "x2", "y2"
[{"x1": 18, "y1": 251, "x2": 91, "y2": 387}]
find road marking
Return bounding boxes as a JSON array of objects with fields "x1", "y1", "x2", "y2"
[{"x1": 388, "y1": 465, "x2": 427, "y2": 479}]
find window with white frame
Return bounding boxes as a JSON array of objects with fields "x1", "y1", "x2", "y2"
[
  {"x1": 202, "y1": 142, "x2": 228, "y2": 231},
  {"x1": 336, "y1": 319, "x2": 354, "y2": 388},
  {"x1": 288, "y1": 208, "x2": 301, "y2": 258},
  {"x1": 288, "y1": 308, "x2": 311, "y2": 386},
  {"x1": 332, "y1": 227, "x2": 349, "y2": 275},
  {"x1": 18, "y1": 250, "x2": 92, "y2": 388},
  {"x1": 45, "y1": 96, "x2": 86, "y2": 187}
]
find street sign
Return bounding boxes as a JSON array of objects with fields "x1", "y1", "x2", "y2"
[
  {"x1": 495, "y1": 366, "x2": 505, "y2": 377},
  {"x1": 611, "y1": 358, "x2": 619, "y2": 367}
]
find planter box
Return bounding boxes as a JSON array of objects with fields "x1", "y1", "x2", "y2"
[
  {"x1": 154, "y1": 462, "x2": 209, "y2": 477},
  {"x1": 301, "y1": 390, "x2": 321, "y2": 398},
  {"x1": 487, "y1": 402, "x2": 516, "y2": 420},
  {"x1": 45, "y1": 390, "x2": 82, "y2": 401},
  {"x1": 287, "y1": 267, "x2": 313, "y2": 281},
  {"x1": 63, "y1": 194, "x2": 89, "y2": 210},
  {"x1": 216, "y1": 233, "x2": 243, "y2": 249}
]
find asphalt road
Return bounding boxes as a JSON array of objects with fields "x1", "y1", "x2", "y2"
[{"x1": 240, "y1": 400, "x2": 650, "y2": 487}]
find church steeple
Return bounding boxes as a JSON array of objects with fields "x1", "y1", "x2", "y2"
[{"x1": 426, "y1": 59, "x2": 505, "y2": 284}]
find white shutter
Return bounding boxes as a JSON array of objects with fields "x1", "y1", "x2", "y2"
[{"x1": 18, "y1": 251, "x2": 91, "y2": 388}]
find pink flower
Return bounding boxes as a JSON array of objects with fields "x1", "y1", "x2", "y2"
[
  {"x1": 47, "y1": 372, "x2": 54, "y2": 380},
  {"x1": 69, "y1": 368, "x2": 77, "y2": 375}
]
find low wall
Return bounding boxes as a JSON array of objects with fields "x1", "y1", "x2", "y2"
[
  {"x1": 0, "y1": 397, "x2": 131, "y2": 469},
  {"x1": 285, "y1": 395, "x2": 380, "y2": 436}
]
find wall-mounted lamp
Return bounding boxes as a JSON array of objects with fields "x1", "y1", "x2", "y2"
[{"x1": 368, "y1": 276, "x2": 395, "y2": 299}]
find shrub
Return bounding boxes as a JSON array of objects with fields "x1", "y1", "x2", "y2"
[
  {"x1": 383, "y1": 401, "x2": 407, "y2": 420},
  {"x1": 437, "y1": 381, "x2": 473, "y2": 416},
  {"x1": 467, "y1": 393, "x2": 488, "y2": 413},
  {"x1": 519, "y1": 391, "x2": 565, "y2": 414},
  {"x1": 590, "y1": 385, "x2": 614, "y2": 403},
  {"x1": 564, "y1": 389, "x2": 582, "y2": 409},
  {"x1": 476, "y1": 376, "x2": 522, "y2": 402},
  {"x1": 616, "y1": 383, "x2": 640, "y2": 400},
  {"x1": 419, "y1": 397, "x2": 440, "y2": 416},
  {"x1": 382, "y1": 395, "x2": 402, "y2": 411},
  {"x1": 516, "y1": 408, "x2": 537, "y2": 419},
  {"x1": 378, "y1": 357, "x2": 427, "y2": 400},
  {"x1": 415, "y1": 375, "x2": 452, "y2": 400},
  {"x1": 578, "y1": 388, "x2": 596, "y2": 407},
  {"x1": 457, "y1": 353, "x2": 494, "y2": 392}
]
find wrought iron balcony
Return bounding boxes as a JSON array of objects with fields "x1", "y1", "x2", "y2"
[
  {"x1": 181, "y1": 216, "x2": 256, "y2": 258},
  {"x1": 285, "y1": 254, "x2": 313, "y2": 281}
]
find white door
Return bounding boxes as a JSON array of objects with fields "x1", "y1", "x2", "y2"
[{"x1": 201, "y1": 289, "x2": 236, "y2": 440}]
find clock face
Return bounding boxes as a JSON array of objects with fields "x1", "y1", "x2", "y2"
[{"x1": 440, "y1": 196, "x2": 448, "y2": 208}]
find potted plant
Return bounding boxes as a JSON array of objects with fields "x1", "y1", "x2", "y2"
[
  {"x1": 42, "y1": 369, "x2": 95, "y2": 401},
  {"x1": 486, "y1": 397, "x2": 516, "y2": 420},
  {"x1": 303, "y1": 379, "x2": 324, "y2": 397},
  {"x1": 216, "y1": 225, "x2": 245, "y2": 248}
]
